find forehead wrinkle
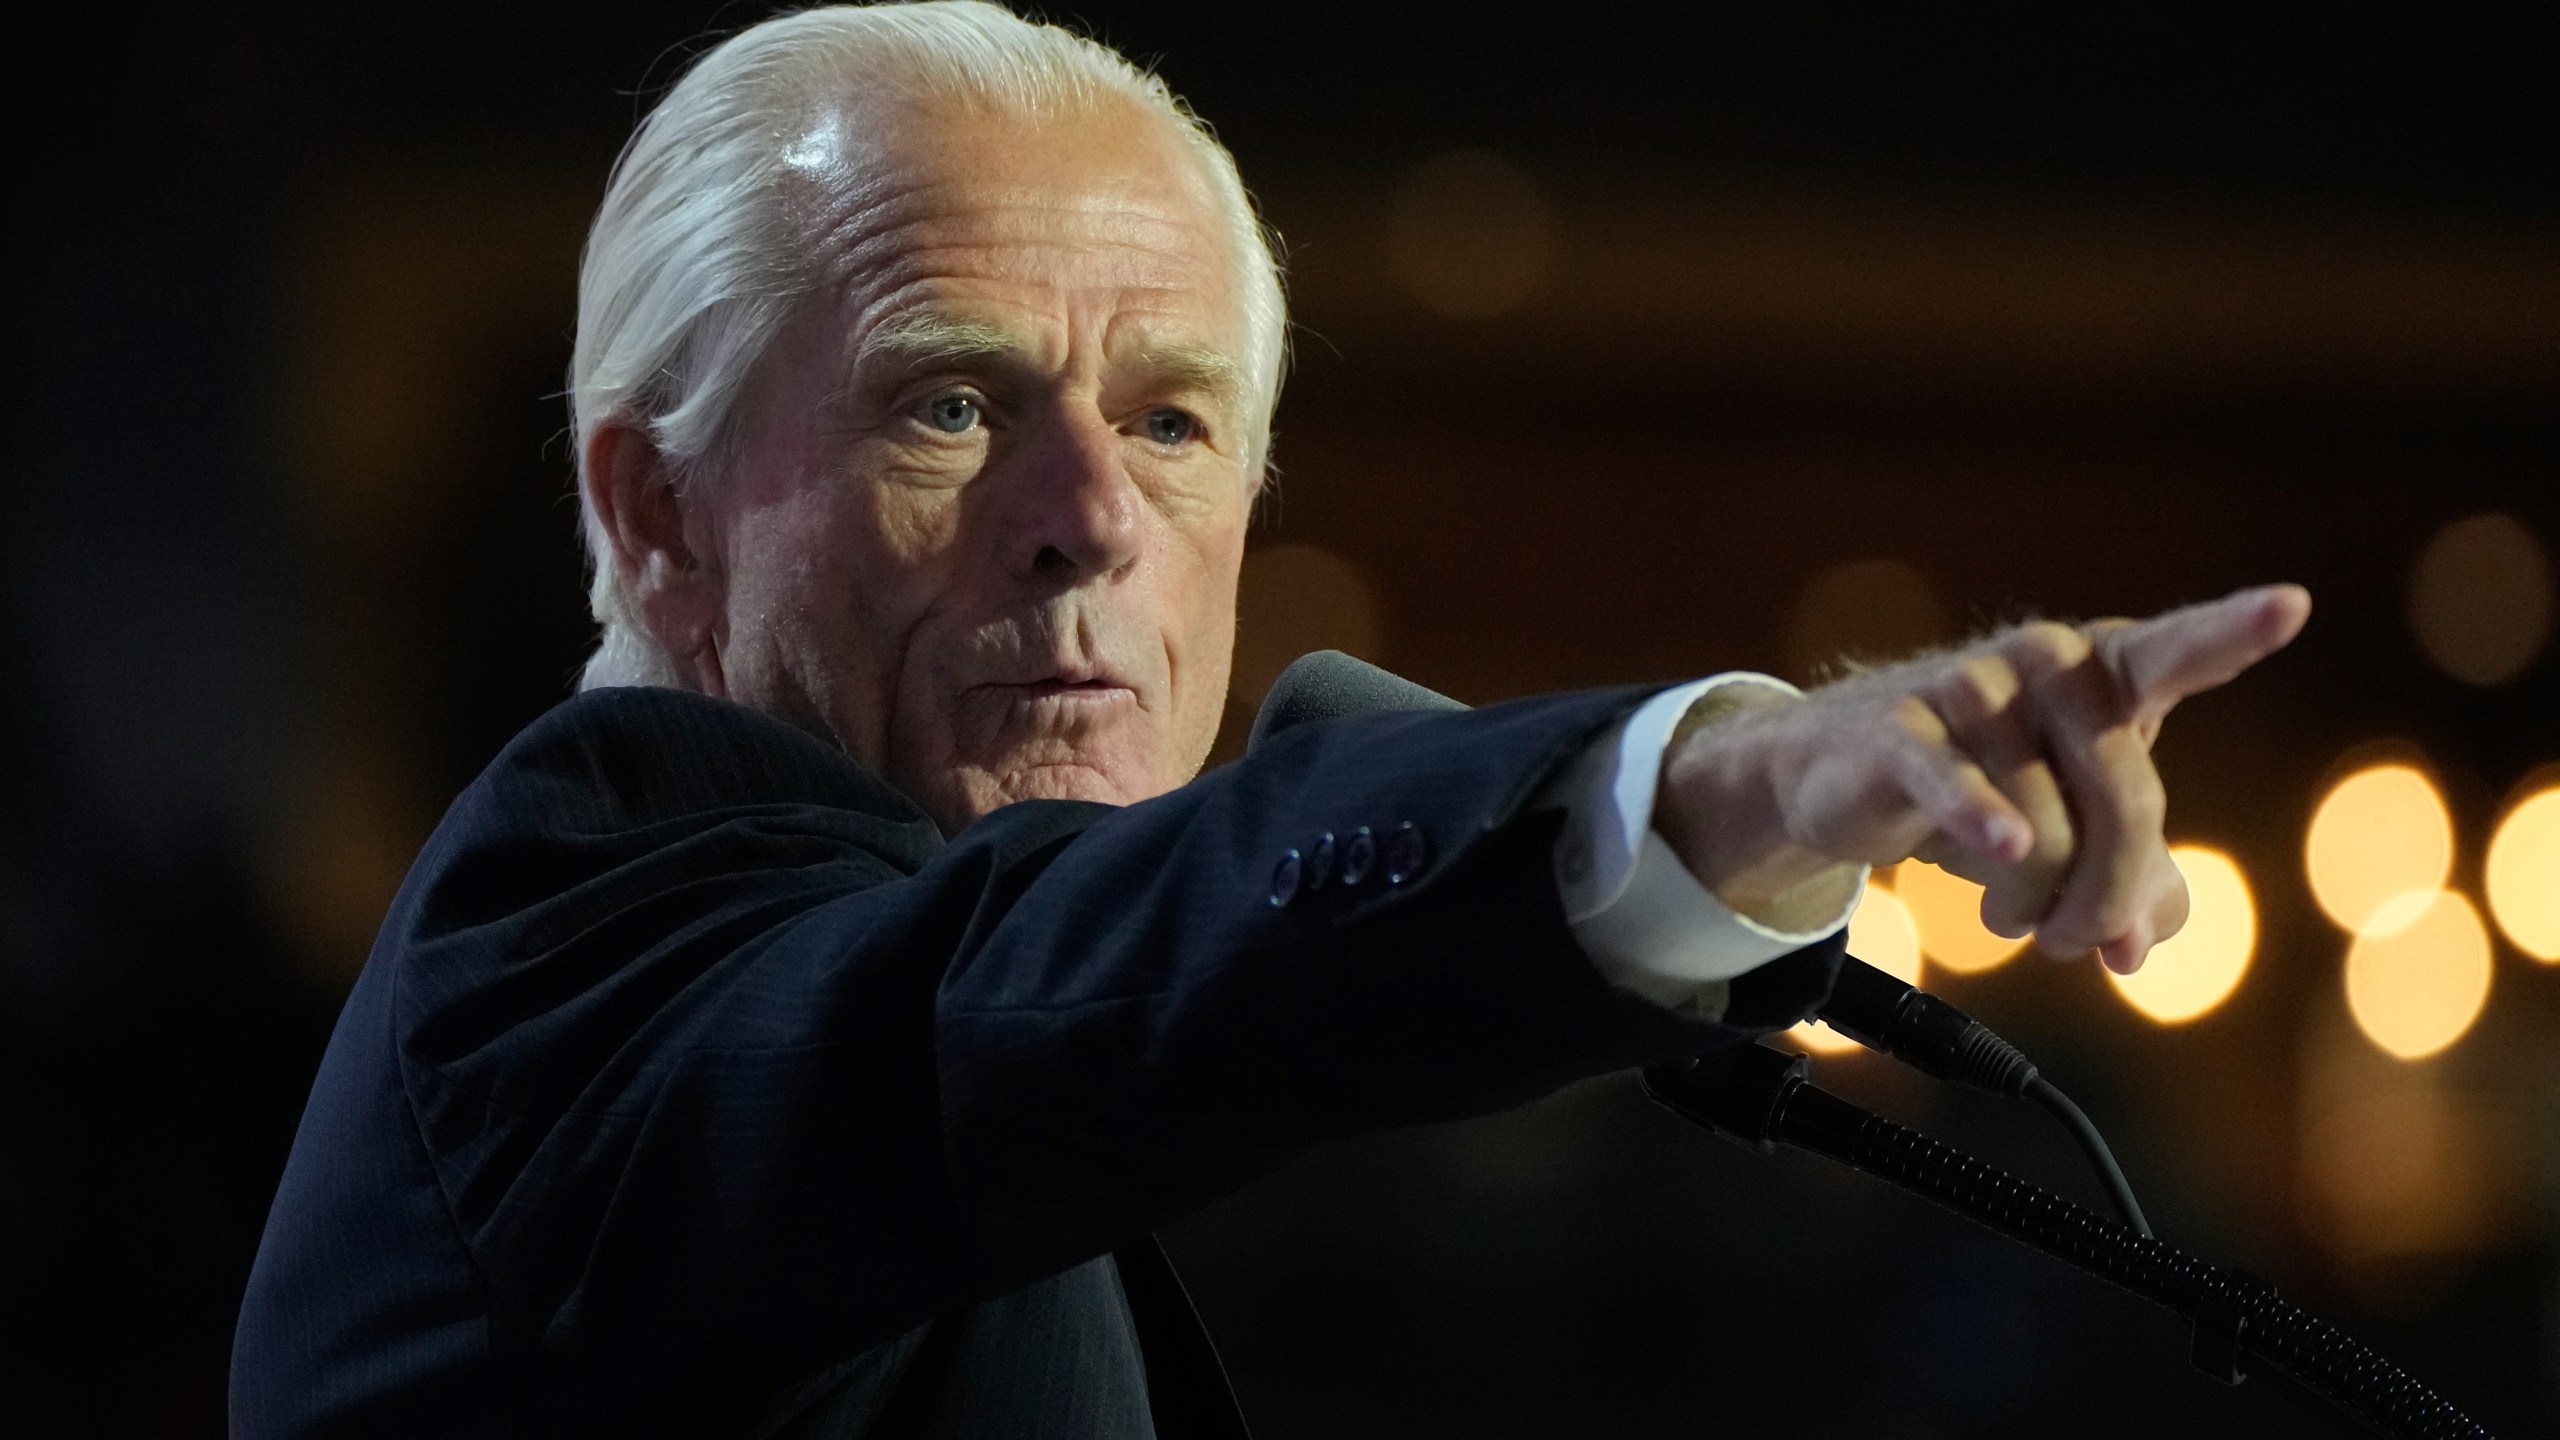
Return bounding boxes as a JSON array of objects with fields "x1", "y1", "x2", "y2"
[
  {"x1": 799, "y1": 149, "x2": 1250, "y2": 403},
  {"x1": 831, "y1": 234, "x2": 1244, "y2": 378},
  {"x1": 805, "y1": 151, "x2": 1232, "y2": 291},
  {"x1": 827, "y1": 211, "x2": 1226, "y2": 306},
  {"x1": 779, "y1": 92, "x2": 1265, "y2": 358}
]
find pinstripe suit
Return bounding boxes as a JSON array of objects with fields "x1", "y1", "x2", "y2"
[{"x1": 232, "y1": 684, "x2": 1842, "y2": 1437}]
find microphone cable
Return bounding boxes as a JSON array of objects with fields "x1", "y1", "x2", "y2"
[
  {"x1": 1245, "y1": 655, "x2": 2486, "y2": 1431},
  {"x1": 1816, "y1": 955, "x2": 2151, "y2": 1237}
]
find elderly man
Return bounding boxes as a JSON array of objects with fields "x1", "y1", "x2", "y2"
[{"x1": 233, "y1": 4, "x2": 2308, "y2": 1437}]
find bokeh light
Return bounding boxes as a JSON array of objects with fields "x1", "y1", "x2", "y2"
[
  {"x1": 1386, "y1": 150, "x2": 1553, "y2": 318},
  {"x1": 2108, "y1": 845, "x2": 2256, "y2": 1024},
  {"x1": 2484, "y1": 785, "x2": 2560, "y2": 961},
  {"x1": 2305, "y1": 764, "x2": 2454, "y2": 934},
  {"x1": 1789, "y1": 880, "x2": 1920, "y2": 1054},
  {"x1": 2407, "y1": 512, "x2": 2555, "y2": 685},
  {"x1": 1894, "y1": 859, "x2": 2030, "y2": 974},
  {"x1": 2344, "y1": 890, "x2": 2494, "y2": 1061}
]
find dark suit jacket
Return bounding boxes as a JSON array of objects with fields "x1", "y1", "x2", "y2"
[{"x1": 231, "y1": 684, "x2": 1843, "y2": 1437}]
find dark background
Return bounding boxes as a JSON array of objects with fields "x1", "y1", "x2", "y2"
[{"x1": 11, "y1": 3, "x2": 2560, "y2": 1435}]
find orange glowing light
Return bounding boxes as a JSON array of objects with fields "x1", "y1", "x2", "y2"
[
  {"x1": 2108, "y1": 845, "x2": 2256, "y2": 1024},
  {"x1": 2485, "y1": 786, "x2": 2560, "y2": 961},
  {"x1": 2305, "y1": 764, "x2": 2454, "y2": 935},
  {"x1": 1894, "y1": 860, "x2": 2030, "y2": 974},
  {"x1": 2344, "y1": 890, "x2": 2494, "y2": 1061},
  {"x1": 1789, "y1": 880, "x2": 1920, "y2": 1055}
]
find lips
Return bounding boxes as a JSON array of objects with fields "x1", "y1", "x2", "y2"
[
  {"x1": 971, "y1": 651, "x2": 1139, "y2": 691},
  {"x1": 966, "y1": 657, "x2": 1143, "y2": 709},
  {"x1": 1007, "y1": 678, "x2": 1131, "y2": 700}
]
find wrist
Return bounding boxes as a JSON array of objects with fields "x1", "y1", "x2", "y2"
[{"x1": 1657, "y1": 693, "x2": 1864, "y2": 930}]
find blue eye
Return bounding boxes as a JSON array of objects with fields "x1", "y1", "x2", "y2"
[
  {"x1": 924, "y1": 393, "x2": 981, "y2": 434},
  {"x1": 1143, "y1": 408, "x2": 1198, "y2": 446}
]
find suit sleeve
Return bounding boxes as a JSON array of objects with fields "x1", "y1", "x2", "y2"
[{"x1": 383, "y1": 686, "x2": 1843, "y2": 1417}]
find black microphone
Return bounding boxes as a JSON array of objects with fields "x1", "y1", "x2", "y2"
[
  {"x1": 1819, "y1": 957, "x2": 2036, "y2": 1097},
  {"x1": 1247, "y1": 650, "x2": 1464, "y2": 754}
]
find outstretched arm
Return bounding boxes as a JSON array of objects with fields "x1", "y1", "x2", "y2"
[{"x1": 385, "y1": 684, "x2": 1837, "y2": 1428}]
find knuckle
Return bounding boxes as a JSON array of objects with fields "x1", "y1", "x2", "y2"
[
  {"x1": 2154, "y1": 898, "x2": 2191, "y2": 943},
  {"x1": 1890, "y1": 694, "x2": 1946, "y2": 743},
  {"x1": 1951, "y1": 656, "x2": 2017, "y2": 715},
  {"x1": 2090, "y1": 898, "x2": 2141, "y2": 941},
  {"x1": 2152, "y1": 856, "x2": 2192, "y2": 918},
  {"x1": 2009, "y1": 620, "x2": 2085, "y2": 670}
]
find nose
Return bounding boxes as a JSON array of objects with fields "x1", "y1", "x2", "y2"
[{"x1": 1004, "y1": 411, "x2": 1142, "y2": 586}]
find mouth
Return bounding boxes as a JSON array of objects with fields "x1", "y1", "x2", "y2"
[
  {"x1": 968, "y1": 662, "x2": 1142, "y2": 709},
  {"x1": 1004, "y1": 678, "x2": 1133, "y2": 702}
]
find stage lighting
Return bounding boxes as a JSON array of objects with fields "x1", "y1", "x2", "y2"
[
  {"x1": 2305, "y1": 764, "x2": 2453, "y2": 935},
  {"x1": 2484, "y1": 784, "x2": 2560, "y2": 961},
  {"x1": 2344, "y1": 890, "x2": 2493, "y2": 1061}
]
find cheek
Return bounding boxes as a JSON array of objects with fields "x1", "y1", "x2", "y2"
[
  {"x1": 853, "y1": 481, "x2": 980, "y2": 750},
  {"x1": 868, "y1": 480, "x2": 966, "y2": 580},
  {"x1": 722, "y1": 475, "x2": 960, "y2": 738},
  {"x1": 1159, "y1": 494, "x2": 1249, "y2": 703},
  {"x1": 730, "y1": 487, "x2": 868, "y2": 622},
  {"x1": 1174, "y1": 541, "x2": 1241, "y2": 672}
]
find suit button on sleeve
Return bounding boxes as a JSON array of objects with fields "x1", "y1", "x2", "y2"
[
  {"x1": 1305, "y1": 831, "x2": 1337, "y2": 890},
  {"x1": 1385, "y1": 822, "x2": 1431, "y2": 885},
  {"x1": 1270, "y1": 849, "x2": 1304, "y2": 907},
  {"x1": 1340, "y1": 827, "x2": 1377, "y2": 886}
]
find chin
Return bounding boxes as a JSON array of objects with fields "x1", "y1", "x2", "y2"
[
  {"x1": 901, "y1": 698, "x2": 1218, "y2": 831},
  {"x1": 996, "y1": 762, "x2": 1145, "y2": 807},
  {"x1": 912, "y1": 740, "x2": 1162, "y2": 833}
]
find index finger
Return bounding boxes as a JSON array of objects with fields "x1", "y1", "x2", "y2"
[{"x1": 2098, "y1": 583, "x2": 2312, "y2": 724}]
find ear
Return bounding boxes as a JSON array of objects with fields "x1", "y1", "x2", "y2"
[{"x1": 581, "y1": 420, "x2": 727, "y2": 691}]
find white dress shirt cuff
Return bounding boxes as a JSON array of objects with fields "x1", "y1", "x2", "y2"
[{"x1": 1541, "y1": 676, "x2": 1867, "y2": 1011}]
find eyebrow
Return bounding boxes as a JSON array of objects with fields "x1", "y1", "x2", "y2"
[
  {"x1": 854, "y1": 310, "x2": 1027, "y2": 369},
  {"x1": 1131, "y1": 339, "x2": 1248, "y2": 406},
  {"x1": 852, "y1": 309, "x2": 1249, "y2": 407}
]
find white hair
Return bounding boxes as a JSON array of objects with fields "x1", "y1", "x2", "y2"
[{"x1": 568, "y1": 0, "x2": 1288, "y2": 689}]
